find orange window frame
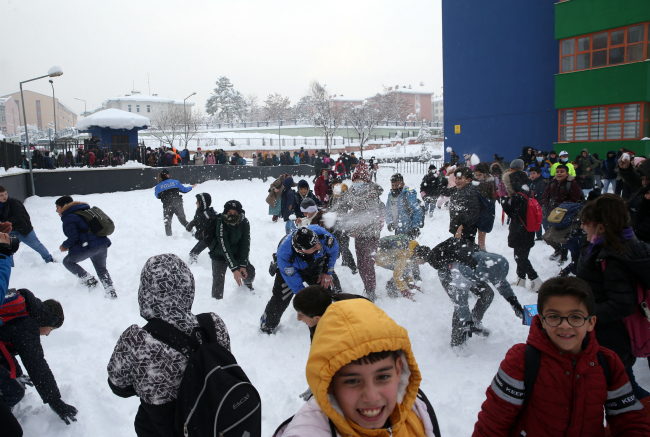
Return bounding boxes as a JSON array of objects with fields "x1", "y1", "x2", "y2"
[
  {"x1": 558, "y1": 102, "x2": 648, "y2": 142},
  {"x1": 559, "y1": 22, "x2": 649, "y2": 73}
]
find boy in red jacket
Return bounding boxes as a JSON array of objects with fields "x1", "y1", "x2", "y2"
[{"x1": 473, "y1": 277, "x2": 650, "y2": 437}]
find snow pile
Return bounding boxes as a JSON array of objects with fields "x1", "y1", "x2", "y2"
[
  {"x1": 7, "y1": 168, "x2": 649, "y2": 436},
  {"x1": 76, "y1": 109, "x2": 151, "y2": 131}
]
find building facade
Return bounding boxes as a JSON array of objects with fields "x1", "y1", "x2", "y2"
[
  {"x1": 0, "y1": 97, "x2": 19, "y2": 135},
  {"x1": 432, "y1": 96, "x2": 443, "y2": 123},
  {"x1": 0, "y1": 90, "x2": 77, "y2": 133},
  {"x1": 89, "y1": 91, "x2": 195, "y2": 116},
  {"x1": 554, "y1": 0, "x2": 650, "y2": 157},
  {"x1": 442, "y1": 0, "x2": 558, "y2": 161}
]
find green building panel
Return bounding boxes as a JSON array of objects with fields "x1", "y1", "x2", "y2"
[
  {"x1": 555, "y1": 62, "x2": 650, "y2": 109},
  {"x1": 554, "y1": 140, "x2": 650, "y2": 158},
  {"x1": 556, "y1": 0, "x2": 650, "y2": 39}
]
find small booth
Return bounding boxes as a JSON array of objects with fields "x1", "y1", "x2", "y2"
[{"x1": 75, "y1": 108, "x2": 150, "y2": 149}]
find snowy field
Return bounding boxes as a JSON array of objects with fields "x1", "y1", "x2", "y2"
[{"x1": 8, "y1": 167, "x2": 650, "y2": 436}]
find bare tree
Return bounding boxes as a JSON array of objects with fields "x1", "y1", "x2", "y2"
[
  {"x1": 245, "y1": 94, "x2": 264, "y2": 122},
  {"x1": 343, "y1": 101, "x2": 381, "y2": 159},
  {"x1": 373, "y1": 88, "x2": 413, "y2": 123},
  {"x1": 263, "y1": 93, "x2": 292, "y2": 122},
  {"x1": 150, "y1": 103, "x2": 184, "y2": 149},
  {"x1": 309, "y1": 81, "x2": 342, "y2": 153},
  {"x1": 179, "y1": 107, "x2": 205, "y2": 148},
  {"x1": 293, "y1": 95, "x2": 313, "y2": 120}
]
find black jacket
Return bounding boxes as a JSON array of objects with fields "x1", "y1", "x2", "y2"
[
  {"x1": 420, "y1": 173, "x2": 446, "y2": 200},
  {"x1": 186, "y1": 207, "x2": 217, "y2": 241},
  {"x1": 577, "y1": 236, "x2": 650, "y2": 368},
  {"x1": 427, "y1": 237, "x2": 480, "y2": 271},
  {"x1": 619, "y1": 164, "x2": 650, "y2": 242},
  {"x1": 0, "y1": 198, "x2": 34, "y2": 237},
  {"x1": 0, "y1": 289, "x2": 62, "y2": 404},
  {"x1": 501, "y1": 171, "x2": 535, "y2": 249},
  {"x1": 441, "y1": 184, "x2": 481, "y2": 240}
]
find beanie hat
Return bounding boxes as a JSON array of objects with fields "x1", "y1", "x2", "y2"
[
  {"x1": 196, "y1": 193, "x2": 212, "y2": 210},
  {"x1": 510, "y1": 159, "x2": 525, "y2": 170},
  {"x1": 291, "y1": 227, "x2": 319, "y2": 252},
  {"x1": 55, "y1": 196, "x2": 73, "y2": 208},
  {"x1": 428, "y1": 164, "x2": 437, "y2": 171},
  {"x1": 390, "y1": 173, "x2": 404, "y2": 183},
  {"x1": 223, "y1": 200, "x2": 244, "y2": 215},
  {"x1": 352, "y1": 161, "x2": 371, "y2": 182},
  {"x1": 509, "y1": 169, "x2": 530, "y2": 193},
  {"x1": 300, "y1": 198, "x2": 318, "y2": 214}
]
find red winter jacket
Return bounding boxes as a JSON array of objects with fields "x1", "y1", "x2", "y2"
[
  {"x1": 473, "y1": 317, "x2": 650, "y2": 437},
  {"x1": 314, "y1": 175, "x2": 330, "y2": 203}
]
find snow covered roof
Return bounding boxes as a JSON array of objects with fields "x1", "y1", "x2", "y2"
[
  {"x1": 101, "y1": 93, "x2": 195, "y2": 106},
  {"x1": 367, "y1": 89, "x2": 435, "y2": 99},
  {"x1": 75, "y1": 108, "x2": 151, "y2": 131},
  {"x1": 329, "y1": 96, "x2": 363, "y2": 102},
  {"x1": 433, "y1": 97, "x2": 444, "y2": 102}
]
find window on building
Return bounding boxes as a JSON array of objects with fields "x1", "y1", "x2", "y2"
[
  {"x1": 559, "y1": 102, "x2": 649, "y2": 142},
  {"x1": 128, "y1": 105, "x2": 132, "y2": 112},
  {"x1": 560, "y1": 22, "x2": 649, "y2": 73},
  {"x1": 147, "y1": 105, "x2": 151, "y2": 113},
  {"x1": 136, "y1": 105, "x2": 140, "y2": 112}
]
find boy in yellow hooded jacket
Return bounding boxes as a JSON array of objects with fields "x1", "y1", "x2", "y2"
[{"x1": 274, "y1": 299, "x2": 441, "y2": 437}]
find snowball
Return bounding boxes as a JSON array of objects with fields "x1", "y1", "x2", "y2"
[
  {"x1": 456, "y1": 172, "x2": 462, "y2": 178},
  {"x1": 471, "y1": 181, "x2": 480, "y2": 186},
  {"x1": 470, "y1": 153, "x2": 480, "y2": 166},
  {"x1": 522, "y1": 184, "x2": 529, "y2": 191},
  {"x1": 446, "y1": 147, "x2": 452, "y2": 153},
  {"x1": 333, "y1": 185, "x2": 342, "y2": 195},
  {"x1": 323, "y1": 212, "x2": 337, "y2": 228},
  {"x1": 621, "y1": 153, "x2": 631, "y2": 162}
]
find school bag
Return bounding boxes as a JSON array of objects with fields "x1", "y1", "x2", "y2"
[
  {"x1": 401, "y1": 189, "x2": 426, "y2": 228},
  {"x1": 523, "y1": 344, "x2": 611, "y2": 407},
  {"x1": 547, "y1": 202, "x2": 583, "y2": 229},
  {"x1": 0, "y1": 289, "x2": 27, "y2": 325},
  {"x1": 379, "y1": 234, "x2": 413, "y2": 251},
  {"x1": 203, "y1": 213, "x2": 222, "y2": 251},
  {"x1": 601, "y1": 260, "x2": 650, "y2": 357},
  {"x1": 272, "y1": 388, "x2": 441, "y2": 437},
  {"x1": 144, "y1": 313, "x2": 262, "y2": 437},
  {"x1": 74, "y1": 206, "x2": 115, "y2": 236},
  {"x1": 476, "y1": 192, "x2": 495, "y2": 233},
  {"x1": 516, "y1": 192, "x2": 542, "y2": 232}
]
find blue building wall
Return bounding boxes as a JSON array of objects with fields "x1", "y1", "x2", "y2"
[
  {"x1": 83, "y1": 126, "x2": 141, "y2": 147},
  {"x1": 442, "y1": 0, "x2": 558, "y2": 162}
]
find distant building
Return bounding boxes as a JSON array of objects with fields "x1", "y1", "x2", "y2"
[
  {"x1": 0, "y1": 90, "x2": 77, "y2": 132},
  {"x1": 76, "y1": 108, "x2": 151, "y2": 149},
  {"x1": 0, "y1": 97, "x2": 19, "y2": 135},
  {"x1": 368, "y1": 87, "x2": 434, "y2": 122},
  {"x1": 432, "y1": 96, "x2": 444, "y2": 123},
  {"x1": 329, "y1": 96, "x2": 364, "y2": 111},
  {"x1": 88, "y1": 91, "x2": 195, "y2": 116}
]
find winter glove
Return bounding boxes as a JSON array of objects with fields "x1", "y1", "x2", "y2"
[
  {"x1": 387, "y1": 223, "x2": 395, "y2": 232},
  {"x1": 48, "y1": 399, "x2": 78, "y2": 425},
  {"x1": 407, "y1": 283, "x2": 423, "y2": 293},
  {"x1": 420, "y1": 191, "x2": 426, "y2": 199},
  {"x1": 16, "y1": 374, "x2": 34, "y2": 388},
  {"x1": 298, "y1": 387, "x2": 313, "y2": 401},
  {"x1": 400, "y1": 289, "x2": 416, "y2": 301},
  {"x1": 408, "y1": 228, "x2": 420, "y2": 239}
]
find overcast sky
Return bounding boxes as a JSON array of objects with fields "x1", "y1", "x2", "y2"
[{"x1": 1, "y1": 0, "x2": 442, "y2": 117}]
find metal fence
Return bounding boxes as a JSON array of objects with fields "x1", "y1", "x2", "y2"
[
  {"x1": 20, "y1": 139, "x2": 149, "y2": 167},
  {"x1": 200, "y1": 119, "x2": 444, "y2": 130},
  {"x1": 0, "y1": 141, "x2": 23, "y2": 170},
  {"x1": 378, "y1": 159, "x2": 446, "y2": 174}
]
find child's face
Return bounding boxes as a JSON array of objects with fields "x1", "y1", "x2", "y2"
[
  {"x1": 474, "y1": 171, "x2": 485, "y2": 181},
  {"x1": 455, "y1": 175, "x2": 470, "y2": 189},
  {"x1": 529, "y1": 171, "x2": 539, "y2": 180},
  {"x1": 299, "y1": 187, "x2": 309, "y2": 196},
  {"x1": 40, "y1": 327, "x2": 54, "y2": 336},
  {"x1": 296, "y1": 311, "x2": 320, "y2": 327},
  {"x1": 539, "y1": 296, "x2": 596, "y2": 355},
  {"x1": 329, "y1": 356, "x2": 402, "y2": 429}
]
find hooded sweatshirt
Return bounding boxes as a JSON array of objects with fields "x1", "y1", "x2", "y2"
[{"x1": 278, "y1": 299, "x2": 438, "y2": 437}]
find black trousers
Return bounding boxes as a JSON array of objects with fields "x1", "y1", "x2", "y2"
[
  {"x1": 260, "y1": 270, "x2": 341, "y2": 332},
  {"x1": 0, "y1": 398, "x2": 22, "y2": 437},
  {"x1": 162, "y1": 199, "x2": 188, "y2": 236},
  {"x1": 189, "y1": 240, "x2": 207, "y2": 262},
  {"x1": 513, "y1": 245, "x2": 539, "y2": 280},
  {"x1": 134, "y1": 400, "x2": 176, "y2": 437},
  {"x1": 211, "y1": 256, "x2": 256, "y2": 299},
  {"x1": 333, "y1": 230, "x2": 356, "y2": 271}
]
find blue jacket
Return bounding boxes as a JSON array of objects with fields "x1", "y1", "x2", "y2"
[
  {"x1": 154, "y1": 179, "x2": 192, "y2": 199},
  {"x1": 60, "y1": 203, "x2": 111, "y2": 255},
  {"x1": 602, "y1": 151, "x2": 618, "y2": 179},
  {"x1": 0, "y1": 255, "x2": 10, "y2": 307},
  {"x1": 527, "y1": 160, "x2": 551, "y2": 179},
  {"x1": 276, "y1": 225, "x2": 339, "y2": 294},
  {"x1": 281, "y1": 177, "x2": 296, "y2": 221},
  {"x1": 385, "y1": 187, "x2": 423, "y2": 234}
]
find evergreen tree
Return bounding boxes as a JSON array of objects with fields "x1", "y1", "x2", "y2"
[{"x1": 205, "y1": 76, "x2": 248, "y2": 123}]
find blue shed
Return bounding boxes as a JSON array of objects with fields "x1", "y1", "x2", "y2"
[{"x1": 75, "y1": 108, "x2": 150, "y2": 148}]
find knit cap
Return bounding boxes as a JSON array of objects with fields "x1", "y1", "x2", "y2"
[
  {"x1": 510, "y1": 159, "x2": 524, "y2": 170},
  {"x1": 300, "y1": 198, "x2": 318, "y2": 214}
]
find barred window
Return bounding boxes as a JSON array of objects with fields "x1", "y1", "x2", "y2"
[{"x1": 559, "y1": 103, "x2": 648, "y2": 142}]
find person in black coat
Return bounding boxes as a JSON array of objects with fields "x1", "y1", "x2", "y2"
[
  {"x1": 501, "y1": 170, "x2": 541, "y2": 292},
  {"x1": 420, "y1": 165, "x2": 446, "y2": 218},
  {"x1": 186, "y1": 193, "x2": 217, "y2": 264},
  {"x1": 576, "y1": 194, "x2": 650, "y2": 400},
  {"x1": 0, "y1": 187, "x2": 53, "y2": 264},
  {"x1": 0, "y1": 289, "x2": 78, "y2": 426},
  {"x1": 518, "y1": 146, "x2": 535, "y2": 166},
  {"x1": 439, "y1": 167, "x2": 481, "y2": 242},
  {"x1": 618, "y1": 157, "x2": 650, "y2": 243}
]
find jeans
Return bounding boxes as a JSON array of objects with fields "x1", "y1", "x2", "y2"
[
  {"x1": 63, "y1": 244, "x2": 114, "y2": 290},
  {"x1": 602, "y1": 178, "x2": 616, "y2": 194},
  {"x1": 626, "y1": 366, "x2": 650, "y2": 401},
  {"x1": 284, "y1": 220, "x2": 296, "y2": 235},
  {"x1": 535, "y1": 217, "x2": 549, "y2": 240},
  {"x1": 10, "y1": 230, "x2": 52, "y2": 265}
]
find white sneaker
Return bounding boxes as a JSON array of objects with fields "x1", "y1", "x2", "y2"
[
  {"x1": 530, "y1": 277, "x2": 543, "y2": 293},
  {"x1": 512, "y1": 277, "x2": 526, "y2": 288}
]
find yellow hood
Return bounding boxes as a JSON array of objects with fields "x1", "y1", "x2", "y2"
[{"x1": 307, "y1": 299, "x2": 424, "y2": 437}]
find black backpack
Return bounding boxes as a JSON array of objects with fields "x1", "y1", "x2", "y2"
[
  {"x1": 143, "y1": 313, "x2": 262, "y2": 437},
  {"x1": 203, "y1": 213, "x2": 222, "y2": 251},
  {"x1": 273, "y1": 388, "x2": 441, "y2": 437},
  {"x1": 523, "y1": 344, "x2": 610, "y2": 407}
]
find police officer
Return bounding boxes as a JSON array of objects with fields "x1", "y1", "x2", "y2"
[
  {"x1": 154, "y1": 170, "x2": 196, "y2": 236},
  {"x1": 260, "y1": 226, "x2": 341, "y2": 334}
]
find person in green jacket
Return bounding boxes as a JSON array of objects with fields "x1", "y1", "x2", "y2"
[
  {"x1": 208, "y1": 200, "x2": 255, "y2": 299},
  {"x1": 549, "y1": 150, "x2": 576, "y2": 177}
]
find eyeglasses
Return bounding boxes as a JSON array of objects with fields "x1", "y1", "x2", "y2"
[{"x1": 542, "y1": 314, "x2": 592, "y2": 328}]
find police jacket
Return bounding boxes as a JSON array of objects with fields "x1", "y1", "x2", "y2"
[
  {"x1": 276, "y1": 225, "x2": 339, "y2": 294},
  {"x1": 154, "y1": 179, "x2": 192, "y2": 203}
]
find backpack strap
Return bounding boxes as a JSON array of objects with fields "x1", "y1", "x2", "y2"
[
  {"x1": 417, "y1": 389, "x2": 442, "y2": 437},
  {"x1": 329, "y1": 418, "x2": 337, "y2": 437},
  {"x1": 523, "y1": 345, "x2": 541, "y2": 407},
  {"x1": 196, "y1": 312, "x2": 219, "y2": 344},
  {"x1": 272, "y1": 415, "x2": 295, "y2": 437},
  {"x1": 142, "y1": 318, "x2": 198, "y2": 358},
  {"x1": 597, "y1": 351, "x2": 612, "y2": 387}
]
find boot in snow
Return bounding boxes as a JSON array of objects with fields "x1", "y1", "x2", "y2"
[
  {"x1": 470, "y1": 323, "x2": 490, "y2": 337},
  {"x1": 451, "y1": 320, "x2": 473, "y2": 348},
  {"x1": 506, "y1": 295, "x2": 524, "y2": 320},
  {"x1": 105, "y1": 288, "x2": 118, "y2": 300},
  {"x1": 512, "y1": 277, "x2": 526, "y2": 288},
  {"x1": 246, "y1": 283, "x2": 255, "y2": 291},
  {"x1": 548, "y1": 250, "x2": 561, "y2": 262},
  {"x1": 364, "y1": 289, "x2": 377, "y2": 303},
  {"x1": 83, "y1": 276, "x2": 99, "y2": 289},
  {"x1": 530, "y1": 277, "x2": 543, "y2": 292}
]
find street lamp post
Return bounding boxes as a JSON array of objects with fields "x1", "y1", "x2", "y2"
[
  {"x1": 74, "y1": 98, "x2": 86, "y2": 115},
  {"x1": 278, "y1": 119, "x2": 282, "y2": 157},
  {"x1": 49, "y1": 80, "x2": 57, "y2": 142},
  {"x1": 183, "y1": 92, "x2": 196, "y2": 149},
  {"x1": 20, "y1": 65, "x2": 63, "y2": 196}
]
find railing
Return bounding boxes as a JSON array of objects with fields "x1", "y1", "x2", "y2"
[
  {"x1": 0, "y1": 140, "x2": 23, "y2": 170},
  {"x1": 21, "y1": 139, "x2": 149, "y2": 167},
  {"x1": 176, "y1": 119, "x2": 444, "y2": 130},
  {"x1": 378, "y1": 158, "x2": 445, "y2": 174}
]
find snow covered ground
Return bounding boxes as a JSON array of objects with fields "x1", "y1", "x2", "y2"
[{"x1": 8, "y1": 167, "x2": 650, "y2": 436}]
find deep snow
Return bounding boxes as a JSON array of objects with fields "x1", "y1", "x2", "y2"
[{"x1": 8, "y1": 168, "x2": 650, "y2": 436}]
